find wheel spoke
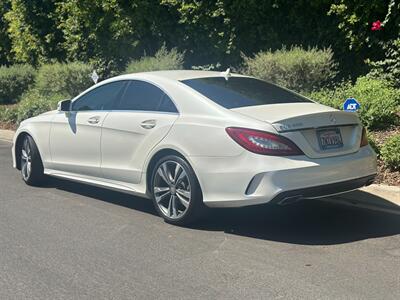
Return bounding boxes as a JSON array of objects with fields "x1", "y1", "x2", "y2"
[
  {"x1": 176, "y1": 192, "x2": 189, "y2": 208},
  {"x1": 26, "y1": 162, "x2": 31, "y2": 176},
  {"x1": 22, "y1": 163, "x2": 28, "y2": 178},
  {"x1": 154, "y1": 188, "x2": 170, "y2": 204},
  {"x1": 175, "y1": 169, "x2": 187, "y2": 186},
  {"x1": 23, "y1": 139, "x2": 30, "y2": 155},
  {"x1": 21, "y1": 149, "x2": 28, "y2": 160},
  {"x1": 171, "y1": 195, "x2": 178, "y2": 217},
  {"x1": 167, "y1": 195, "x2": 173, "y2": 217},
  {"x1": 158, "y1": 163, "x2": 171, "y2": 185},
  {"x1": 173, "y1": 163, "x2": 182, "y2": 182},
  {"x1": 154, "y1": 186, "x2": 170, "y2": 194},
  {"x1": 176, "y1": 189, "x2": 190, "y2": 198}
]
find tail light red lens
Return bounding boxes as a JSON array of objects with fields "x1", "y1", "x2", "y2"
[
  {"x1": 360, "y1": 127, "x2": 369, "y2": 147},
  {"x1": 226, "y1": 127, "x2": 304, "y2": 156}
]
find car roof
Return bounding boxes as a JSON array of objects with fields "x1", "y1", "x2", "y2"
[{"x1": 116, "y1": 70, "x2": 249, "y2": 81}]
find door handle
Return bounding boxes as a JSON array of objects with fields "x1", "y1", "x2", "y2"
[
  {"x1": 140, "y1": 119, "x2": 156, "y2": 129},
  {"x1": 87, "y1": 116, "x2": 100, "y2": 124}
]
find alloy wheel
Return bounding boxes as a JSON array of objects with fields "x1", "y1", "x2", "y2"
[
  {"x1": 153, "y1": 161, "x2": 191, "y2": 219},
  {"x1": 21, "y1": 138, "x2": 32, "y2": 181}
]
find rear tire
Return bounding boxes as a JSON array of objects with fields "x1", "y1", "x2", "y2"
[
  {"x1": 20, "y1": 135, "x2": 46, "y2": 186},
  {"x1": 150, "y1": 155, "x2": 206, "y2": 226}
]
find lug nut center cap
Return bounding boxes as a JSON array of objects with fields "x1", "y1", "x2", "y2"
[{"x1": 170, "y1": 186, "x2": 176, "y2": 195}]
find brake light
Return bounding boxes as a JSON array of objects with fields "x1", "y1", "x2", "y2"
[
  {"x1": 360, "y1": 127, "x2": 369, "y2": 147},
  {"x1": 226, "y1": 127, "x2": 304, "y2": 156}
]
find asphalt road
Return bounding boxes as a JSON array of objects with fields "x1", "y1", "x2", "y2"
[{"x1": 0, "y1": 140, "x2": 399, "y2": 299}]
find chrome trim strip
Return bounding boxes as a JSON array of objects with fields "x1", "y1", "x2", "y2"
[{"x1": 275, "y1": 123, "x2": 359, "y2": 133}]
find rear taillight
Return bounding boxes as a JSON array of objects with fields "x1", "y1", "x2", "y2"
[
  {"x1": 360, "y1": 127, "x2": 369, "y2": 147},
  {"x1": 226, "y1": 127, "x2": 304, "y2": 156}
]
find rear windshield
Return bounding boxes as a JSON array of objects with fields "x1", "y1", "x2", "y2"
[{"x1": 181, "y1": 77, "x2": 311, "y2": 109}]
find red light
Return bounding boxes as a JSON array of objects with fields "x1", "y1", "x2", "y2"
[
  {"x1": 360, "y1": 127, "x2": 369, "y2": 147},
  {"x1": 226, "y1": 127, "x2": 304, "y2": 156}
]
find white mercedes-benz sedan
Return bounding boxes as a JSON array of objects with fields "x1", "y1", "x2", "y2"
[{"x1": 12, "y1": 70, "x2": 377, "y2": 225}]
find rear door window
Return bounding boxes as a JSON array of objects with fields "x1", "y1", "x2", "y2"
[
  {"x1": 181, "y1": 77, "x2": 311, "y2": 109},
  {"x1": 117, "y1": 80, "x2": 178, "y2": 113}
]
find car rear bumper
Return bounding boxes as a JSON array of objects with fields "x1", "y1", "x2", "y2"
[
  {"x1": 188, "y1": 145, "x2": 377, "y2": 208},
  {"x1": 269, "y1": 174, "x2": 376, "y2": 205}
]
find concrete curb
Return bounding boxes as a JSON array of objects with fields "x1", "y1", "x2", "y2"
[
  {"x1": 0, "y1": 129, "x2": 398, "y2": 213},
  {"x1": 0, "y1": 129, "x2": 14, "y2": 142},
  {"x1": 323, "y1": 184, "x2": 399, "y2": 216},
  {"x1": 361, "y1": 184, "x2": 400, "y2": 205}
]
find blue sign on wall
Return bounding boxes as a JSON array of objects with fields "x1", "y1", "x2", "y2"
[{"x1": 343, "y1": 98, "x2": 360, "y2": 112}]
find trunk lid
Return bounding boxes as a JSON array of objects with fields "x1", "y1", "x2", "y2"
[{"x1": 231, "y1": 103, "x2": 363, "y2": 158}]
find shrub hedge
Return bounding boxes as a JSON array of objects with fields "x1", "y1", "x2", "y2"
[
  {"x1": 15, "y1": 89, "x2": 64, "y2": 124},
  {"x1": 310, "y1": 77, "x2": 400, "y2": 130},
  {"x1": 380, "y1": 134, "x2": 400, "y2": 171},
  {"x1": 0, "y1": 64, "x2": 36, "y2": 104},
  {"x1": 35, "y1": 62, "x2": 94, "y2": 98},
  {"x1": 367, "y1": 132, "x2": 380, "y2": 156},
  {"x1": 125, "y1": 46, "x2": 184, "y2": 74},
  {"x1": 0, "y1": 105, "x2": 18, "y2": 124},
  {"x1": 241, "y1": 46, "x2": 338, "y2": 93}
]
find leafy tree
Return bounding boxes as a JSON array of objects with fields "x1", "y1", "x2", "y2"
[
  {"x1": 0, "y1": 0, "x2": 398, "y2": 79},
  {"x1": 366, "y1": 1, "x2": 400, "y2": 87},
  {"x1": 0, "y1": 0, "x2": 12, "y2": 65},
  {"x1": 329, "y1": 0, "x2": 400, "y2": 64},
  {"x1": 162, "y1": 0, "x2": 350, "y2": 71},
  {"x1": 368, "y1": 38, "x2": 400, "y2": 88},
  {"x1": 4, "y1": 0, "x2": 64, "y2": 65},
  {"x1": 56, "y1": 0, "x2": 177, "y2": 75}
]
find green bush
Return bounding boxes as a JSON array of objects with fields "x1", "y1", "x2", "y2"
[
  {"x1": 380, "y1": 134, "x2": 400, "y2": 171},
  {"x1": 125, "y1": 45, "x2": 184, "y2": 74},
  {"x1": 35, "y1": 62, "x2": 93, "y2": 98},
  {"x1": 16, "y1": 89, "x2": 63, "y2": 124},
  {"x1": 241, "y1": 46, "x2": 338, "y2": 93},
  {"x1": 367, "y1": 132, "x2": 380, "y2": 156},
  {"x1": 0, "y1": 105, "x2": 18, "y2": 124},
  {"x1": 0, "y1": 64, "x2": 36, "y2": 104},
  {"x1": 310, "y1": 77, "x2": 400, "y2": 130},
  {"x1": 368, "y1": 38, "x2": 400, "y2": 88}
]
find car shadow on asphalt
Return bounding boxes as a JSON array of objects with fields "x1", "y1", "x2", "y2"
[{"x1": 46, "y1": 177, "x2": 400, "y2": 246}]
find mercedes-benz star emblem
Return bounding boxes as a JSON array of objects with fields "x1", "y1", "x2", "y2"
[{"x1": 329, "y1": 114, "x2": 337, "y2": 124}]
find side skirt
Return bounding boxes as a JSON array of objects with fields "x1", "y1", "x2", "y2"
[{"x1": 44, "y1": 169, "x2": 150, "y2": 199}]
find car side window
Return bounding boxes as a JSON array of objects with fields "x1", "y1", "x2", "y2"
[
  {"x1": 117, "y1": 80, "x2": 178, "y2": 113},
  {"x1": 71, "y1": 81, "x2": 126, "y2": 111}
]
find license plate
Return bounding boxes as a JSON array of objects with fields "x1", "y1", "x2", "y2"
[{"x1": 317, "y1": 128, "x2": 343, "y2": 150}]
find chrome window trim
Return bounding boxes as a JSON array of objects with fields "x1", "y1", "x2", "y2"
[
  {"x1": 64, "y1": 109, "x2": 179, "y2": 116},
  {"x1": 71, "y1": 79, "x2": 180, "y2": 114}
]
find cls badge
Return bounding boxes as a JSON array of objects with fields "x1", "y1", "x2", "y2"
[{"x1": 329, "y1": 114, "x2": 337, "y2": 124}]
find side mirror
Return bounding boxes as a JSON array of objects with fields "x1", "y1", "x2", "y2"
[{"x1": 57, "y1": 99, "x2": 71, "y2": 112}]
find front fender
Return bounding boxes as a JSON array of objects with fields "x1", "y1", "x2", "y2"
[{"x1": 12, "y1": 113, "x2": 55, "y2": 169}]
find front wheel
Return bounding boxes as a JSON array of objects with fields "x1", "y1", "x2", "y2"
[
  {"x1": 20, "y1": 135, "x2": 46, "y2": 186},
  {"x1": 150, "y1": 155, "x2": 205, "y2": 225}
]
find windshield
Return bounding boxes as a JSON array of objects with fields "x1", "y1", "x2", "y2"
[{"x1": 181, "y1": 77, "x2": 311, "y2": 109}]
